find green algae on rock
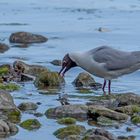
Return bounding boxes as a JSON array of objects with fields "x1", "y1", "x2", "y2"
[
  {"x1": 20, "y1": 119, "x2": 41, "y2": 130},
  {"x1": 18, "y1": 102, "x2": 38, "y2": 111},
  {"x1": 53, "y1": 125, "x2": 86, "y2": 139},
  {"x1": 131, "y1": 115, "x2": 140, "y2": 124},
  {"x1": 0, "y1": 83, "x2": 20, "y2": 91},
  {"x1": 57, "y1": 117, "x2": 76, "y2": 125},
  {"x1": 0, "y1": 64, "x2": 10, "y2": 76},
  {"x1": 115, "y1": 105, "x2": 140, "y2": 115},
  {"x1": 34, "y1": 71, "x2": 64, "y2": 89}
]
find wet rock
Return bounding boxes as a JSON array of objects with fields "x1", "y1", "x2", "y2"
[
  {"x1": 57, "y1": 117, "x2": 76, "y2": 125},
  {"x1": 20, "y1": 119, "x2": 41, "y2": 130},
  {"x1": 83, "y1": 128, "x2": 117, "y2": 140},
  {"x1": 0, "y1": 83, "x2": 20, "y2": 91},
  {"x1": 117, "y1": 93, "x2": 140, "y2": 106},
  {"x1": 13, "y1": 60, "x2": 48, "y2": 77},
  {"x1": 21, "y1": 73, "x2": 35, "y2": 81},
  {"x1": 98, "y1": 27, "x2": 110, "y2": 32},
  {"x1": 126, "y1": 127, "x2": 133, "y2": 132},
  {"x1": 72, "y1": 72, "x2": 101, "y2": 89},
  {"x1": 131, "y1": 114, "x2": 140, "y2": 124},
  {"x1": 0, "y1": 90, "x2": 21, "y2": 123},
  {"x1": 65, "y1": 135, "x2": 81, "y2": 140},
  {"x1": 34, "y1": 71, "x2": 64, "y2": 89},
  {"x1": 33, "y1": 112, "x2": 44, "y2": 117},
  {"x1": 45, "y1": 104, "x2": 88, "y2": 120},
  {"x1": 53, "y1": 125, "x2": 86, "y2": 139},
  {"x1": 9, "y1": 31, "x2": 48, "y2": 44},
  {"x1": 0, "y1": 64, "x2": 11, "y2": 77},
  {"x1": 97, "y1": 116, "x2": 118, "y2": 126},
  {"x1": 118, "y1": 135, "x2": 136, "y2": 140},
  {"x1": 115, "y1": 105, "x2": 140, "y2": 115},
  {"x1": 0, "y1": 120, "x2": 18, "y2": 138},
  {"x1": 88, "y1": 105, "x2": 128, "y2": 121},
  {"x1": 0, "y1": 43, "x2": 9, "y2": 53},
  {"x1": 18, "y1": 102, "x2": 38, "y2": 111},
  {"x1": 50, "y1": 59, "x2": 62, "y2": 66}
]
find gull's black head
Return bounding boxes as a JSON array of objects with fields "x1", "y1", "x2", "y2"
[{"x1": 59, "y1": 53, "x2": 77, "y2": 76}]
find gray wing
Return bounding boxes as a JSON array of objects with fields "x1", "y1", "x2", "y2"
[{"x1": 91, "y1": 46, "x2": 140, "y2": 70}]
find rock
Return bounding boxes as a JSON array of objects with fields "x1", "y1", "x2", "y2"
[
  {"x1": 73, "y1": 72, "x2": 95, "y2": 87},
  {"x1": 83, "y1": 128, "x2": 117, "y2": 140},
  {"x1": 97, "y1": 116, "x2": 118, "y2": 126},
  {"x1": 98, "y1": 27, "x2": 110, "y2": 32},
  {"x1": 126, "y1": 127, "x2": 133, "y2": 132},
  {"x1": 0, "y1": 120, "x2": 18, "y2": 138},
  {"x1": 72, "y1": 72, "x2": 101, "y2": 89},
  {"x1": 65, "y1": 135, "x2": 81, "y2": 140},
  {"x1": 33, "y1": 112, "x2": 44, "y2": 117},
  {"x1": 131, "y1": 114, "x2": 140, "y2": 124},
  {"x1": 13, "y1": 60, "x2": 48, "y2": 77},
  {"x1": 21, "y1": 73, "x2": 35, "y2": 81},
  {"x1": 117, "y1": 93, "x2": 140, "y2": 106},
  {"x1": 50, "y1": 59, "x2": 62, "y2": 66},
  {"x1": 18, "y1": 102, "x2": 38, "y2": 111},
  {"x1": 0, "y1": 83, "x2": 20, "y2": 91},
  {"x1": 0, "y1": 64, "x2": 11, "y2": 75},
  {"x1": 53, "y1": 125, "x2": 86, "y2": 139},
  {"x1": 45, "y1": 104, "x2": 88, "y2": 120},
  {"x1": 0, "y1": 90, "x2": 21, "y2": 119},
  {"x1": 88, "y1": 105, "x2": 128, "y2": 122},
  {"x1": 34, "y1": 71, "x2": 65, "y2": 89},
  {"x1": 115, "y1": 105, "x2": 140, "y2": 115},
  {"x1": 9, "y1": 31, "x2": 48, "y2": 44},
  {"x1": 118, "y1": 135, "x2": 136, "y2": 140},
  {"x1": 0, "y1": 43, "x2": 9, "y2": 53},
  {"x1": 20, "y1": 119, "x2": 41, "y2": 130},
  {"x1": 57, "y1": 117, "x2": 76, "y2": 125}
]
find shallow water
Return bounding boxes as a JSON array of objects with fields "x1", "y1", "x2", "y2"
[{"x1": 1, "y1": 0, "x2": 140, "y2": 140}]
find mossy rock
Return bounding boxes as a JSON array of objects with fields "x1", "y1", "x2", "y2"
[
  {"x1": 76, "y1": 87, "x2": 93, "y2": 94},
  {"x1": 54, "y1": 125, "x2": 86, "y2": 139},
  {"x1": 131, "y1": 115, "x2": 140, "y2": 124},
  {"x1": 97, "y1": 116, "x2": 118, "y2": 126},
  {"x1": 20, "y1": 119, "x2": 41, "y2": 130},
  {"x1": 8, "y1": 109, "x2": 21, "y2": 123},
  {"x1": 0, "y1": 83, "x2": 20, "y2": 91},
  {"x1": 115, "y1": 105, "x2": 140, "y2": 115},
  {"x1": 57, "y1": 117, "x2": 76, "y2": 125},
  {"x1": 0, "y1": 64, "x2": 10, "y2": 76},
  {"x1": 34, "y1": 71, "x2": 64, "y2": 89}
]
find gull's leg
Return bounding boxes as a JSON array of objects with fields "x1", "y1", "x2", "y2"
[
  {"x1": 102, "y1": 79, "x2": 106, "y2": 95},
  {"x1": 108, "y1": 80, "x2": 111, "y2": 95}
]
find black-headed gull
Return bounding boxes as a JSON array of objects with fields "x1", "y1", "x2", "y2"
[{"x1": 59, "y1": 46, "x2": 140, "y2": 94}]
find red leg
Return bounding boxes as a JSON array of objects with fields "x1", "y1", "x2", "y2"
[
  {"x1": 102, "y1": 79, "x2": 106, "y2": 95},
  {"x1": 108, "y1": 80, "x2": 111, "y2": 95}
]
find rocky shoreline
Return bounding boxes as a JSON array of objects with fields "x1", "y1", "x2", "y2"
[{"x1": 0, "y1": 32, "x2": 139, "y2": 140}]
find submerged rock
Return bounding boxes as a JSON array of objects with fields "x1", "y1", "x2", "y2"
[
  {"x1": 0, "y1": 120, "x2": 18, "y2": 138},
  {"x1": 13, "y1": 60, "x2": 48, "y2": 77},
  {"x1": 73, "y1": 72, "x2": 101, "y2": 89},
  {"x1": 34, "y1": 71, "x2": 64, "y2": 89},
  {"x1": 54, "y1": 125, "x2": 86, "y2": 139},
  {"x1": 18, "y1": 102, "x2": 38, "y2": 111},
  {"x1": 57, "y1": 117, "x2": 76, "y2": 125},
  {"x1": 98, "y1": 27, "x2": 110, "y2": 32},
  {"x1": 0, "y1": 43, "x2": 9, "y2": 53},
  {"x1": 20, "y1": 119, "x2": 41, "y2": 130},
  {"x1": 9, "y1": 31, "x2": 48, "y2": 44},
  {"x1": 45, "y1": 104, "x2": 88, "y2": 120}
]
